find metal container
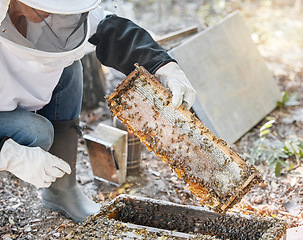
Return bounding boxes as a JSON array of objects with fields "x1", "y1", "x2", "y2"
[
  {"x1": 114, "y1": 117, "x2": 142, "y2": 176},
  {"x1": 126, "y1": 130, "x2": 142, "y2": 175},
  {"x1": 84, "y1": 123, "x2": 128, "y2": 185}
]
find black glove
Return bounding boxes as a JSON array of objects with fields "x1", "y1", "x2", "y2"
[{"x1": 88, "y1": 14, "x2": 176, "y2": 75}]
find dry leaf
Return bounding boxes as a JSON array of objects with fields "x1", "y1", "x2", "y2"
[{"x1": 98, "y1": 192, "x2": 105, "y2": 201}]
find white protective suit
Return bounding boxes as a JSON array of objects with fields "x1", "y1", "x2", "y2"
[
  {"x1": 0, "y1": 0, "x2": 104, "y2": 112},
  {"x1": 0, "y1": 0, "x2": 196, "y2": 223}
]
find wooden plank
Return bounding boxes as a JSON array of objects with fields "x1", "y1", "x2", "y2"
[{"x1": 155, "y1": 25, "x2": 199, "y2": 45}]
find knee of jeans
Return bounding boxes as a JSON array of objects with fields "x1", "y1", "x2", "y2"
[{"x1": 31, "y1": 118, "x2": 54, "y2": 151}]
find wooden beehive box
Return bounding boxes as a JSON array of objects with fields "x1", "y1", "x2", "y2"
[
  {"x1": 106, "y1": 65, "x2": 263, "y2": 213},
  {"x1": 67, "y1": 194, "x2": 287, "y2": 239}
]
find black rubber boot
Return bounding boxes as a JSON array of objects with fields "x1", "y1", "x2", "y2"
[{"x1": 42, "y1": 119, "x2": 100, "y2": 223}]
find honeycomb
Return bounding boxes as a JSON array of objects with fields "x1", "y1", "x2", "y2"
[{"x1": 107, "y1": 65, "x2": 263, "y2": 212}]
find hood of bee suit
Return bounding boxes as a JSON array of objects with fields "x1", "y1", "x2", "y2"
[
  {"x1": 0, "y1": 0, "x2": 102, "y2": 25},
  {"x1": 0, "y1": 0, "x2": 9, "y2": 25}
]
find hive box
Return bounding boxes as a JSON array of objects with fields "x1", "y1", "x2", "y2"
[{"x1": 67, "y1": 194, "x2": 287, "y2": 239}]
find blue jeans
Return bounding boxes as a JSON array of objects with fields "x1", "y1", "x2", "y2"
[{"x1": 0, "y1": 60, "x2": 83, "y2": 151}]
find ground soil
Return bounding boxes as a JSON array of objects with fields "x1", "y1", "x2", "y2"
[{"x1": 1, "y1": 0, "x2": 303, "y2": 239}]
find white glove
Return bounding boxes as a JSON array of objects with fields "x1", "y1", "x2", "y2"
[
  {"x1": 0, "y1": 138, "x2": 71, "y2": 188},
  {"x1": 155, "y1": 62, "x2": 196, "y2": 109}
]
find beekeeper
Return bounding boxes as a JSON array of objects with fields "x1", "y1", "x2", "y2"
[{"x1": 0, "y1": 0, "x2": 196, "y2": 222}]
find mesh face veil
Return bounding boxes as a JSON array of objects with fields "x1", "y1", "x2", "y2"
[{"x1": 28, "y1": 9, "x2": 89, "y2": 51}]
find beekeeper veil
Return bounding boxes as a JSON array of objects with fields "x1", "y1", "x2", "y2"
[{"x1": 0, "y1": 0, "x2": 102, "y2": 52}]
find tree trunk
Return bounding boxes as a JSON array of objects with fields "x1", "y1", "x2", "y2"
[{"x1": 81, "y1": 52, "x2": 107, "y2": 111}]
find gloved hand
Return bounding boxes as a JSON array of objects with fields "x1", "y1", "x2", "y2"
[
  {"x1": 0, "y1": 138, "x2": 71, "y2": 188},
  {"x1": 155, "y1": 62, "x2": 196, "y2": 109}
]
